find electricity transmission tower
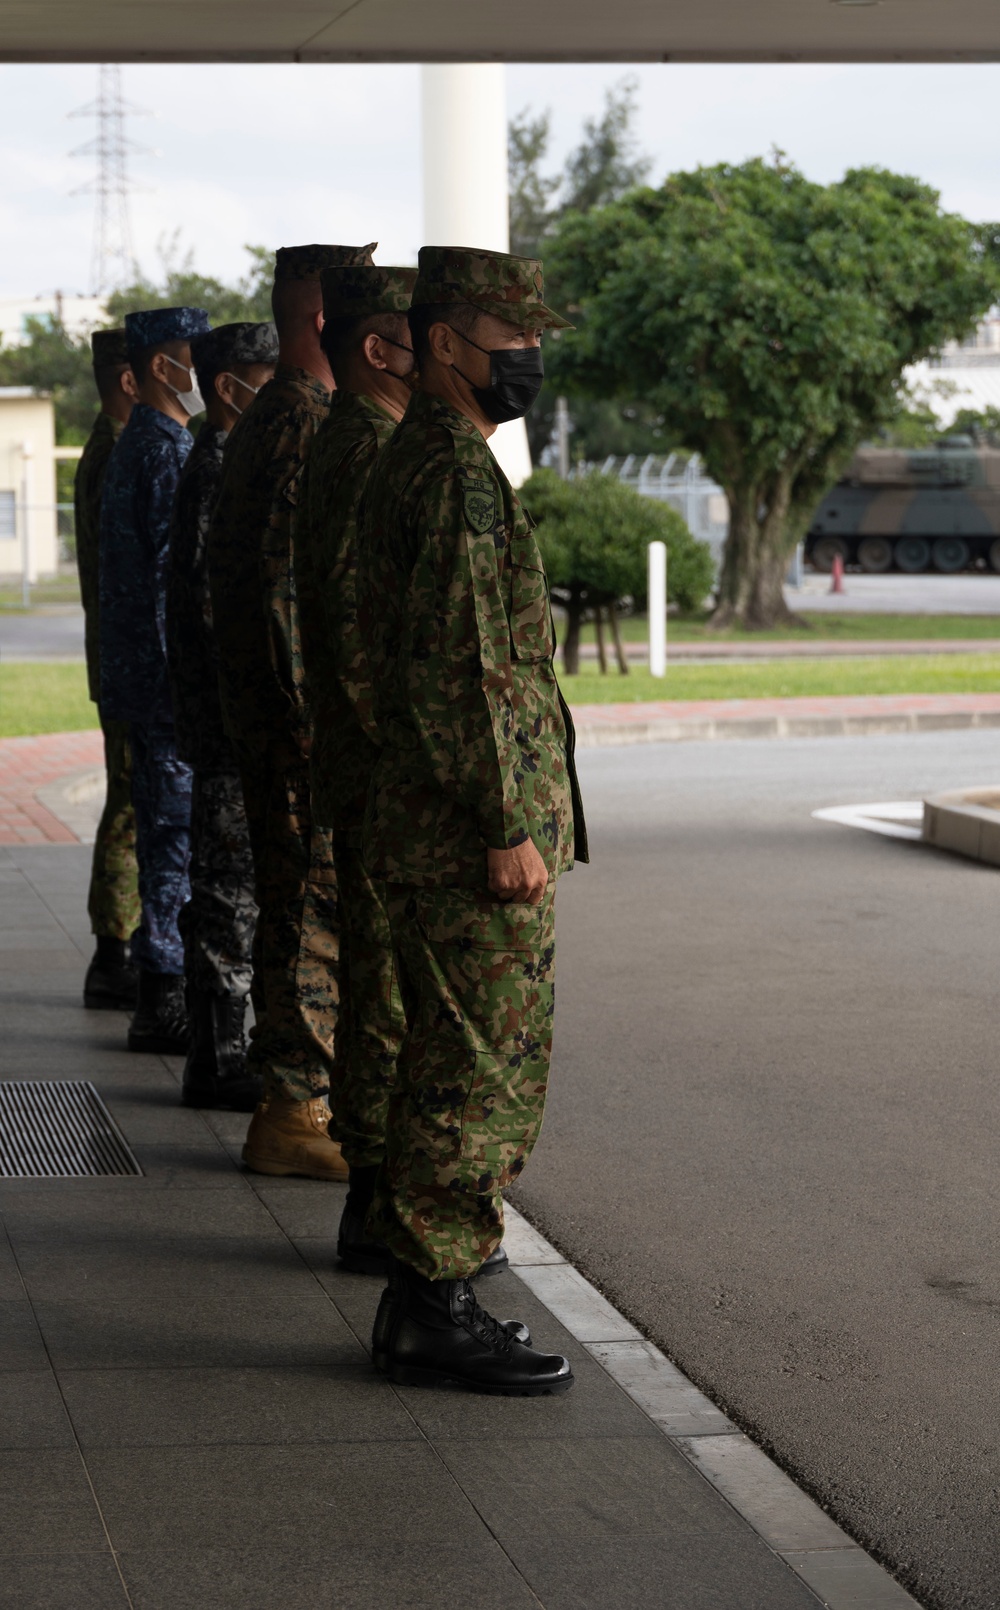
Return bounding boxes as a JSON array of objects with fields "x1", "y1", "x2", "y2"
[{"x1": 69, "y1": 65, "x2": 150, "y2": 295}]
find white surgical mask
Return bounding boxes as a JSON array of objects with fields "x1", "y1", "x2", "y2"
[
  {"x1": 220, "y1": 372, "x2": 262, "y2": 417},
  {"x1": 165, "y1": 354, "x2": 204, "y2": 417}
]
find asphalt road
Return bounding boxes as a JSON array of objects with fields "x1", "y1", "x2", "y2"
[
  {"x1": 514, "y1": 729, "x2": 1000, "y2": 1610},
  {"x1": 0, "y1": 607, "x2": 85, "y2": 661}
]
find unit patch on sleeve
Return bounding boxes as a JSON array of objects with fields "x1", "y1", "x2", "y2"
[{"x1": 462, "y1": 478, "x2": 498, "y2": 535}]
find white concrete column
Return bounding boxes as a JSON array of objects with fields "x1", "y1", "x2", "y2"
[{"x1": 421, "y1": 63, "x2": 533, "y2": 489}]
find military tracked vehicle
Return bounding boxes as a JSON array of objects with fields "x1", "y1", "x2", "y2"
[{"x1": 805, "y1": 437, "x2": 1000, "y2": 574}]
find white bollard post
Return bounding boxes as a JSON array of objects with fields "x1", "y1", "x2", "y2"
[{"x1": 648, "y1": 540, "x2": 667, "y2": 677}]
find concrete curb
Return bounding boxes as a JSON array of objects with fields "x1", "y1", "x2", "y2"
[
  {"x1": 504, "y1": 1205, "x2": 922, "y2": 1610},
  {"x1": 34, "y1": 766, "x2": 104, "y2": 845},
  {"x1": 574, "y1": 708, "x2": 1000, "y2": 747},
  {"x1": 923, "y1": 786, "x2": 1000, "y2": 867}
]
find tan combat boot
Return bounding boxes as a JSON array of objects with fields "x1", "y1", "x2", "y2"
[{"x1": 242, "y1": 1094, "x2": 350, "y2": 1182}]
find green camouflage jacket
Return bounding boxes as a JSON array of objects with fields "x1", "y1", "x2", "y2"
[
  {"x1": 207, "y1": 364, "x2": 331, "y2": 760},
  {"x1": 357, "y1": 390, "x2": 587, "y2": 888},
  {"x1": 296, "y1": 389, "x2": 395, "y2": 839},
  {"x1": 74, "y1": 411, "x2": 123, "y2": 702}
]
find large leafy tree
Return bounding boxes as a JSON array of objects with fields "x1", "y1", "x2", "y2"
[
  {"x1": 524, "y1": 468, "x2": 714, "y2": 672},
  {"x1": 546, "y1": 157, "x2": 1000, "y2": 627},
  {"x1": 509, "y1": 81, "x2": 658, "y2": 462}
]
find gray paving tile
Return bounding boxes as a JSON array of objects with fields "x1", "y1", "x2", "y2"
[
  {"x1": 0, "y1": 1301, "x2": 50, "y2": 1371},
  {"x1": 438, "y1": 1435, "x2": 734, "y2": 1543},
  {"x1": 505, "y1": 1533, "x2": 822, "y2": 1610},
  {"x1": 96, "y1": 1095, "x2": 215, "y2": 1147},
  {"x1": 0, "y1": 1554, "x2": 128, "y2": 1610},
  {"x1": 118, "y1": 1540, "x2": 538, "y2": 1610},
  {"x1": 249, "y1": 1179, "x2": 345, "y2": 1238},
  {"x1": 60, "y1": 1364, "x2": 419, "y2": 1448},
  {"x1": 16, "y1": 1236, "x2": 318, "y2": 1305},
  {"x1": 0, "y1": 1450, "x2": 108, "y2": 1554},
  {"x1": 0, "y1": 1230, "x2": 25, "y2": 1299},
  {"x1": 89, "y1": 1443, "x2": 488, "y2": 1552},
  {"x1": 1, "y1": 1185, "x2": 275, "y2": 1244},
  {"x1": 33, "y1": 1293, "x2": 366, "y2": 1370},
  {"x1": 782, "y1": 1548, "x2": 922, "y2": 1608},
  {"x1": 0, "y1": 1369, "x2": 74, "y2": 1448}
]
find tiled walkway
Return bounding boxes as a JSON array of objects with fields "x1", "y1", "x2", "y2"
[
  {"x1": 0, "y1": 844, "x2": 909, "y2": 1610},
  {"x1": 0, "y1": 732, "x2": 103, "y2": 846}
]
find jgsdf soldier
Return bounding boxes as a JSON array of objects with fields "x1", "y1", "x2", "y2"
[
  {"x1": 208, "y1": 244, "x2": 374, "y2": 1181},
  {"x1": 74, "y1": 329, "x2": 141, "y2": 1010},
  {"x1": 357, "y1": 246, "x2": 587, "y2": 1394},
  {"x1": 294, "y1": 265, "x2": 415, "y2": 1263},
  {"x1": 99, "y1": 305, "x2": 211, "y2": 1054},
  {"x1": 165, "y1": 321, "x2": 278, "y2": 1110}
]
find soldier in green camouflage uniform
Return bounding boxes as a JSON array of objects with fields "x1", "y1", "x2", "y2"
[
  {"x1": 74, "y1": 329, "x2": 141, "y2": 1009},
  {"x1": 208, "y1": 243, "x2": 375, "y2": 1182},
  {"x1": 358, "y1": 246, "x2": 586, "y2": 1398},
  {"x1": 295, "y1": 265, "x2": 418, "y2": 1191}
]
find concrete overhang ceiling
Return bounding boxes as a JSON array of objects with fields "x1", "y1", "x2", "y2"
[{"x1": 0, "y1": 1, "x2": 997, "y2": 64}]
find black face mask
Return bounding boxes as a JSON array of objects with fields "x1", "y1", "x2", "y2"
[
  {"x1": 377, "y1": 334, "x2": 420, "y2": 394},
  {"x1": 449, "y1": 329, "x2": 545, "y2": 423}
]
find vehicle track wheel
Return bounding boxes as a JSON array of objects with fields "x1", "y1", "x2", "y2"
[
  {"x1": 857, "y1": 537, "x2": 893, "y2": 574},
  {"x1": 931, "y1": 537, "x2": 970, "y2": 574},
  {"x1": 895, "y1": 537, "x2": 931, "y2": 574},
  {"x1": 810, "y1": 537, "x2": 847, "y2": 574}
]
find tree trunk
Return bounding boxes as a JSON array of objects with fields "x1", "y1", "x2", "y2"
[
  {"x1": 710, "y1": 478, "x2": 810, "y2": 631},
  {"x1": 562, "y1": 595, "x2": 584, "y2": 675},
  {"x1": 594, "y1": 607, "x2": 608, "y2": 674},
  {"x1": 609, "y1": 603, "x2": 629, "y2": 675}
]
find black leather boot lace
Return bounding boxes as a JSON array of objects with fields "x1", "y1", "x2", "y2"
[{"x1": 457, "y1": 1282, "x2": 516, "y2": 1354}]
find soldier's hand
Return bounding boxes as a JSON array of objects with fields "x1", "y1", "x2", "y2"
[{"x1": 487, "y1": 840, "x2": 548, "y2": 906}]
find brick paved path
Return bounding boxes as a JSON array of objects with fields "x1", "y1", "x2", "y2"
[{"x1": 0, "y1": 731, "x2": 103, "y2": 845}]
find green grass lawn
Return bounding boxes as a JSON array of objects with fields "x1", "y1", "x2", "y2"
[
  {"x1": 3, "y1": 655, "x2": 1000, "y2": 738},
  {"x1": 0, "y1": 575, "x2": 82, "y2": 611},
  {"x1": 572, "y1": 611, "x2": 1000, "y2": 644},
  {"x1": 0, "y1": 664, "x2": 96, "y2": 737},
  {"x1": 559, "y1": 653, "x2": 1000, "y2": 705}
]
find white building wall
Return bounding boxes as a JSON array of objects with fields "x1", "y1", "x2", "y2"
[
  {"x1": 0, "y1": 392, "x2": 59, "y2": 580},
  {"x1": 0, "y1": 294, "x2": 106, "y2": 349}
]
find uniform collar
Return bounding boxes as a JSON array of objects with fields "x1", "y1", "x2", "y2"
[
  {"x1": 273, "y1": 363, "x2": 332, "y2": 404},
  {"x1": 404, "y1": 389, "x2": 482, "y2": 441},
  {"x1": 130, "y1": 402, "x2": 192, "y2": 443},
  {"x1": 332, "y1": 389, "x2": 397, "y2": 427}
]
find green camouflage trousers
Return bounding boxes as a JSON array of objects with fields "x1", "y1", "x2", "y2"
[
  {"x1": 179, "y1": 769, "x2": 257, "y2": 999},
  {"x1": 239, "y1": 754, "x2": 339, "y2": 1102},
  {"x1": 330, "y1": 838, "x2": 406, "y2": 1170},
  {"x1": 369, "y1": 882, "x2": 556, "y2": 1280},
  {"x1": 87, "y1": 717, "x2": 140, "y2": 941}
]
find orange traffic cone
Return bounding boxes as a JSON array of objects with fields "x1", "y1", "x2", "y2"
[{"x1": 830, "y1": 553, "x2": 845, "y2": 595}]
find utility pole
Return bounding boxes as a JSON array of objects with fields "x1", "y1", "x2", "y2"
[
  {"x1": 555, "y1": 396, "x2": 571, "y2": 479},
  {"x1": 69, "y1": 65, "x2": 150, "y2": 296}
]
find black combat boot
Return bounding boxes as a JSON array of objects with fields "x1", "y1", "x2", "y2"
[
  {"x1": 373, "y1": 1260, "x2": 570, "y2": 1395},
  {"x1": 127, "y1": 971, "x2": 190, "y2": 1055},
  {"x1": 83, "y1": 937, "x2": 137, "y2": 1011},
  {"x1": 338, "y1": 1171, "x2": 511, "y2": 1282},
  {"x1": 181, "y1": 989, "x2": 261, "y2": 1112}
]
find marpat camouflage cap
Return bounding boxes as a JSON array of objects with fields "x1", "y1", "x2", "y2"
[
  {"x1": 273, "y1": 243, "x2": 377, "y2": 281},
  {"x1": 91, "y1": 329, "x2": 130, "y2": 368},
  {"x1": 191, "y1": 321, "x2": 279, "y2": 381},
  {"x1": 413, "y1": 246, "x2": 572, "y2": 331},
  {"x1": 321, "y1": 265, "x2": 417, "y2": 321},
  {"x1": 124, "y1": 306, "x2": 211, "y2": 355}
]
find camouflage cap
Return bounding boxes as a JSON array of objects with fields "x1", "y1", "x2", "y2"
[
  {"x1": 321, "y1": 265, "x2": 418, "y2": 322},
  {"x1": 191, "y1": 321, "x2": 279, "y2": 379},
  {"x1": 273, "y1": 243, "x2": 377, "y2": 281},
  {"x1": 413, "y1": 246, "x2": 572, "y2": 332},
  {"x1": 91, "y1": 329, "x2": 130, "y2": 368},
  {"x1": 124, "y1": 306, "x2": 211, "y2": 355}
]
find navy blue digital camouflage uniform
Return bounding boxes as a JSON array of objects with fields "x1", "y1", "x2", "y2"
[
  {"x1": 99, "y1": 305, "x2": 211, "y2": 977},
  {"x1": 166, "y1": 322, "x2": 278, "y2": 1003}
]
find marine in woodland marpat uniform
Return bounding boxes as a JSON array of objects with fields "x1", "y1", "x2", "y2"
[
  {"x1": 165, "y1": 320, "x2": 278, "y2": 1111},
  {"x1": 74, "y1": 329, "x2": 140, "y2": 1010},
  {"x1": 357, "y1": 245, "x2": 587, "y2": 1396},
  {"x1": 294, "y1": 263, "x2": 417, "y2": 1270},
  {"x1": 207, "y1": 243, "x2": 374, "y2": 1182},
  {"x1": 99, "y1": 304, "x2": 211, "y2": 1056}
]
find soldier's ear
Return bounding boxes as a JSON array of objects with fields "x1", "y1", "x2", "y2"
[{"x1": 121, "y1": 368, "x2": 139, "y2": 403}]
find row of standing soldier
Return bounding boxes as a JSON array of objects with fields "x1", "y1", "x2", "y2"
[{"x1": 74, "y1": 242, "x2": 589, "y2": 1396}]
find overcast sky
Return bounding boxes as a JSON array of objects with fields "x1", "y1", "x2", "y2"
[{"x1": 1, "y1": 61, "x2": 1000, "y2": 300}]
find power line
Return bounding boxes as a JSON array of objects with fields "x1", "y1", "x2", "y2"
[{"x1": 69, "y1": 65, "x2": 152, "y2": 296}]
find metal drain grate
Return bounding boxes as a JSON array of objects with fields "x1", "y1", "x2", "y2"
[{"x1": 0, "y1": 1081, "x2": 142, "y2": 1178}]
